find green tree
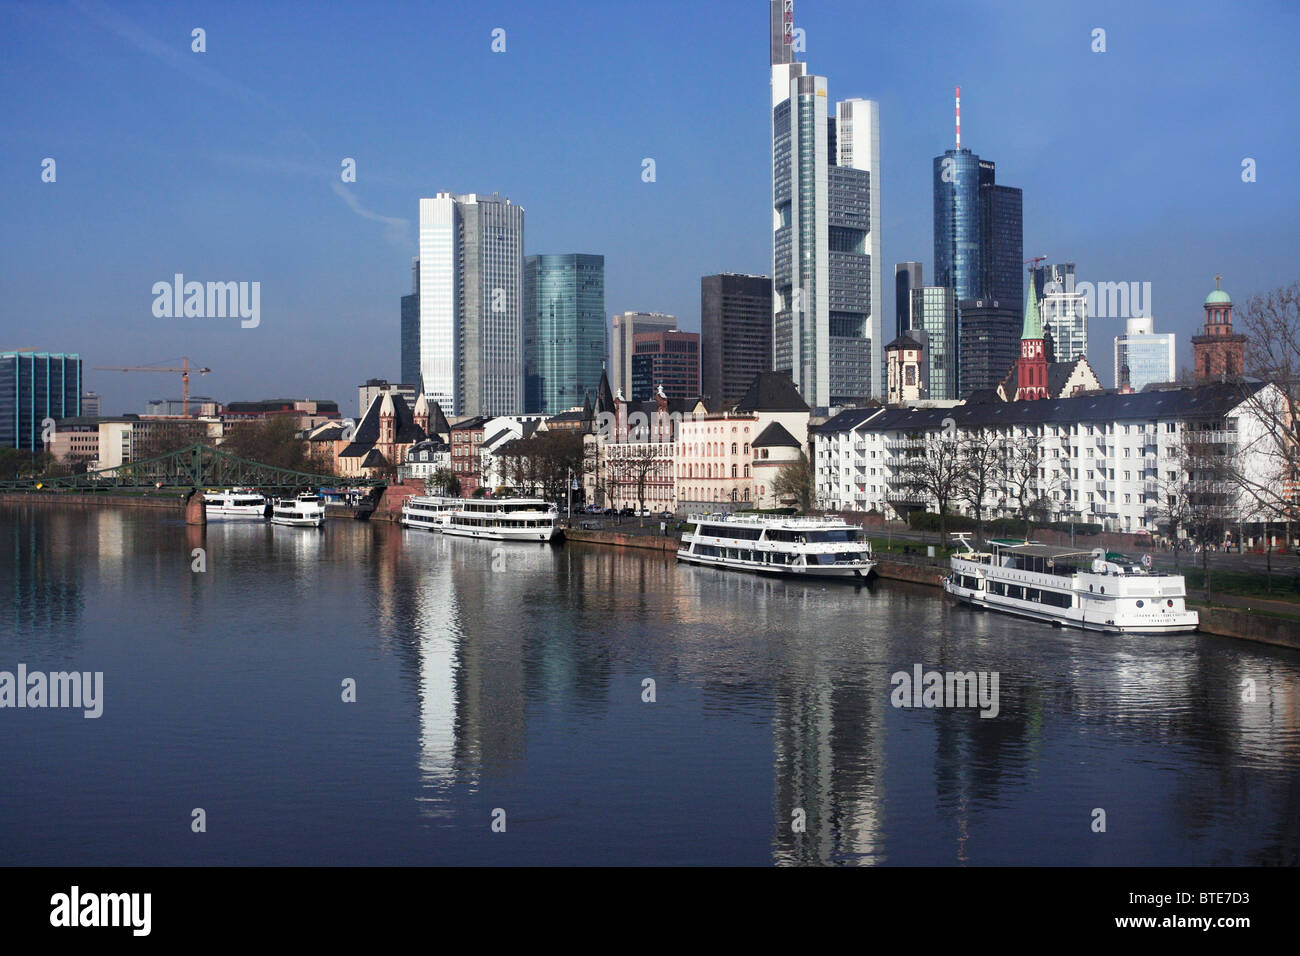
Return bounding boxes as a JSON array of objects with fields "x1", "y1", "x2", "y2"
[{"x1": 771, "y1": 451, "x2": 815, "y2": 512}]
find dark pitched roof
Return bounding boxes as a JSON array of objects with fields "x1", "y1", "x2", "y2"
[
  {"x1": 1047, "y1": 356, "x2": 1101, "y2": 397},
  {"x1": 338, "y1": 391, "x2": 427, "y2": 456},
  {"x1": 817, "y1": 381, "x2": 1267, "y2": 435},
  {"x1": 360, "y1": 448, "x2": 388, "y2": 468},
  {"x1": 734, "y1": 371, "x2": 810, "y2": 413},
  {"x1": 752, "y1": 421, "x2": 801, "y2": 448},
  {"x1": 449, "y1": 415, "x2": 490, "y2": 432},
  {"x1": 885, "y1": 332, "x2": 924, "y2": 351},
  {"x1": 309, "y1": 423, "x2": 349, "y2": 441},
  {"x1": 427, "y1": 401, "x2": 451, "y2": 436},
  {"x1": 812, "y1": 407, "x2": 884, "y2": 435},
  {"x1": 595, "y1": 371, "x2": 616, "y2": 415}
]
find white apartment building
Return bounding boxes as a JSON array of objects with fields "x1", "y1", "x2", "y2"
[{"x1": 814, "y1": 382, "x2": 1286, "y2": 534}]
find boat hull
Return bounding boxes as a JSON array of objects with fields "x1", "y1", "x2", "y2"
[
  {"x1": 271, "y1": 513, "x2": 323, "y2": 528},
  {"x1": 205, "y1": 506, "x2": 266, "y2": 520},
  {"x1": 943, "y1": 579, "x2": 1199, "y2": 634},
  {"x1": 677, "y1": 549, "x2": 875, "y2": 580},
  {"x1": 441, "y1": 525, "x2": 555, "y2": 542}
]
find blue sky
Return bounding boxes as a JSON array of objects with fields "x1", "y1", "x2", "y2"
[{"x1": 3, "y1": 0, "x2": 1297, "y2": 415}]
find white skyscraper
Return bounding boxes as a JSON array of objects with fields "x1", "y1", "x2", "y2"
[
  {"x1": 418, "y1": 193, "x2": 525, "y2": 417},
  {"x1": 770, "y1": 1, "x2": 881, "y2": 409}
]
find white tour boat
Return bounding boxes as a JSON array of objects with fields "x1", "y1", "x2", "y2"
[
  {"x1": 205, "y1": 489, "x2": 267, "y2": 520},
  {"x1": 944, "y1": 534, "x2": 1199, "y2": 633},
  {"x1": 677, "y1": 513, "x2": 876, "y2": 580},
  {"x1": 271, "y1": 493, "x2": 326, "y2": 528},
  {"x1": 399, "y1": 496, "x2": 458, "y2": 532},
  {"x1": 402, "y1": 495, "x2": 558, "y2": 542}
]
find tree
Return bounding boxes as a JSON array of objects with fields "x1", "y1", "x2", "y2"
[
  {"x1": 222, "y1": 415, "x2": 316, "y2": 473},
  {"x1": 1174, "y1": 428, "x2": 1242, "y2": 602},
  {"x1": 427, "y1": 467, "x2": 460, "y2": 497},
  {"x1": 1234, "y1": 281, "x2": 1300, "y2": 559},
  {"x1": 895, "y1": 432, "x2": 963, "y2": 542},
  {"x1": 770, "y1": 451, "x2": 815, "y2": 512},
  {"x1": 1000, "y1": 431, "x2": 1057, "y2": 538},
  {"x1": 955, "y1": 428, "x2": 1001, "y2": 544}
]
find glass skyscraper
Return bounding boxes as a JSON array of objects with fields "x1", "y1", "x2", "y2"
[
  {"x1": 400, "y1": 258, "x2": 420, "y2": 388},
  {"x1": 1034, "y1": 262, "x2": 1087, "y2": 363},
  {"x1": 0, "y1": 351, "x2": 82, "y2": 451},
  {"x1": 910, "y1": 287, "x2": 957, "y2": 400},
  {"x1": 933, "y1": 140, "x2": 1023, "y2": 398},
  {"x1": 1114, "y1": 316, "x2": 1175, "y2": 391},
  {"x1": 894, "y1": 261, "x2": 922, "y2": 340},
  {"x1": 523, "y1": 253, "x2": 606, "y2": 414}
]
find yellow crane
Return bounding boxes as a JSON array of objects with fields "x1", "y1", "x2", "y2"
[{"x1": 93, "y1": 357, "x2": 212, "y2": 416}]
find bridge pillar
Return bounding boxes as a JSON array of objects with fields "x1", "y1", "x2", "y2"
[{"x1": 185, "y1": 491, "x2": 207, "y2": 526}]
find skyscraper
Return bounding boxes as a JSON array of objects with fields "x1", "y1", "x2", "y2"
[
  {"x1": 894, "y1": 262, "x2": 922, "y2": 340},
  {"x1": 957, "y1": 298, "x2": 1019, "y2": 394},
  {"x1": 701, "y1": 273, "x2": 773, "y2": 409},
  {"x1": 1115, "y1": 316, "x2": 1175, "y2": 391},
  {"x1": 933, "y1": 89, "x2": 1022, "y2": 397},
  {"x1": 0, "y1": 351, "x2": 82, "y2": 451},
  {"x1": 770, "y1": 1, "x2": 881, "y2": 409},
  {"x1": 524, "y1": 254, "x2": 606, "y2": 414},
  {"x1": 610, "y1": 312, "x2": 676, "y2": 399},
  {"x1": 418, "y1": 192, "x2": 525, "y2": 417},
  {"x1": 401, "y1": 258, "x2": 420, "y2": 388},
  {"x1": 909, "y1": 287, "x2": 957, "y2": 401},
  {"x1": 630, "y1": 330, "x2": 700, "y2": 401},
  {"x1": 1035, "y1": 263, "x2": 1088, "y2": 363}
]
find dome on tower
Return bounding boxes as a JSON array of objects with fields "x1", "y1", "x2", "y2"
[{"x1": 1205, "y1": 289, "x2": 1231, "y2": 305}]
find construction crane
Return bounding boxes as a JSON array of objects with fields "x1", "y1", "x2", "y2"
[
  {"x1": 1024, "y1": 255, "x2": 1048, "y2": 274},
  {"x1": 92, "y1": 357, "x2": 211, "y2": 416}
]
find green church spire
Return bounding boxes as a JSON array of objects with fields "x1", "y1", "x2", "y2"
[{"x1": 1022, "y1": 281, "x2": 1043, "y2": 340}]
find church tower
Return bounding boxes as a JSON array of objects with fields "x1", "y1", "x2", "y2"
[
  {"x1": 1013, "y1": 282, "x2": 1049, "y2": 401},
  {"x1": 1192, "y1": 275, "x2": 1246, "y2": 382}
]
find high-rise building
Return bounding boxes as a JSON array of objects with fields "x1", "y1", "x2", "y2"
[
  {"x1": 894, "y1": 262, "x2": 922, "y2": 340},
  {"x1": 957, "y1": 298, "x2": 1019, "y2": 395},
  {"x1": 0, "y1": 351, "x2": 82, "y2": 450},
  {"x1": 909, "y1": 287, "x2": 957, "y2": 401},
  {"x1": 701, "y1": 273, "x2": 772, "y2": 409},
  {"x1": 1033, "y1": 262, "x2": 1087, "y2": 363},
  {"x1": 80, "y1": 391, "x2": 101, "y2": 417},
  {"x1": 358, "y1": 379, "x2": 417, "y2": 420},
  {"x1": 1114, "y1": 316, "x2": 1175, "y2": 392},
  {"x1": 524, "y1": 254, "x2": 606, "y2": 414},
  {"x1": 401, "y1": 258, "x2": 420, "y2": 388},
  {"x1": 418, "y1": 192, "x2": 525, "y2": 417},
  {"x1": 610, "y1": 312, "x2": 676, "y2": 399},
  {"x1": 630, "y1": 330, "x2": 700, "y2": 401},
  {"x1": 770, "y1": 1, "x2": 881, "y2": 409},
  {"x1": 933, "y1": 89, "x2": 1022, "y2": 396}
]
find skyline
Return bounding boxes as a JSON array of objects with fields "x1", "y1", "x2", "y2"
[{"x1": 4, "y1": 0, "x2": 1297, "y2": 414}]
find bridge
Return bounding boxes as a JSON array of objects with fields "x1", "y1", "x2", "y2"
[{"x1": 0, "y1": 443, "x2": 387, "y2": 493}]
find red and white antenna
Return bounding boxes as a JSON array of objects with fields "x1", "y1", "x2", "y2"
[{"x1": 955, "y1": 85, "x2": 962, "y2": 149}]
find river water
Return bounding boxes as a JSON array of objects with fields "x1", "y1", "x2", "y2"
[{"x1": 2, "y1": 505, "x2": 1298, "y2": 865}]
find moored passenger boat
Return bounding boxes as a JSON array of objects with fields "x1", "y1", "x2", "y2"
[
  {"x1": 403, "y1": 496, "x2": 558, "y2": 542},
  {"x1": 271, "y1": 493, "x2": 325, "y2": 528},
  {"x1": 205, "y1": 488, "x2": 266, "y2": 520},
  {"x1": 944, "y1": 534, "x2": 1199, "y2": 633},
  {"x1": 677, "y1": 513, "x2": 875, "y2": 580}
]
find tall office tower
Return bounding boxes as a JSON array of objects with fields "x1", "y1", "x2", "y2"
[
  {"x1": 909, "y1": 287, "x2": 957, "y2": 400},
  {"x1": 1035, "y1": 262, "x2": 1087, "y2": 363},
  {"x1": 701, "y1": 273, "x2": 773, "y2": 409},
  {"x1": 524, "y1": 254, "x2": 606, "y2": 414},
  {"x1": 1115, "y1": 316, "x2": 1175, "y2": 391},
  {"x1": 894, "y1": 262, "x2": 922, "y2": 340},
  {"x1": 610, "y1": 312, "x2": 676, "y2": 399},
  {"x1": 630, "y1": 330, "x2": 700, "y2": 401},
  {"x1": 80, "y1": 391, "x2": 101, "y2": 417},
  {"x1": 0, "y1": 351, "x2": 82, "y2": 450},
  {"x1": 401, "y1": 258, "x2": 420, "y2": 388},
  {"x1": 933, "y1": 89, "x2": 1022, "y2": 392},
  {"x1": 770, "y1": 1, "x2": 881, "y2": 410},
  {"x1": 418, "y1": 192, "x2": 525, "y2": 417},
  {"x1": 957, "y1": 298, "x2": 1019, "y2": 394}
]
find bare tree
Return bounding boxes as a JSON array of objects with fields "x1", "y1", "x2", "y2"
[
  {"x1": 1174, "y1": 428, "x2": 1242, "y2": 601},
  {"x1": 1233, "y1": 281, "x2": 1300, "y2": 561},
  {"x1": 771, "y1": 451, "x2": 815, "y2": 512},
  {"x1": 1000, "y1": 431, "x2": 1057, "y2": 538},
  {"x1": 895, "y1": 431, "x2": 964, "y2": 542},
  {"x1": 955, "y1": 428, "x2": 1001, "y2": 544}
]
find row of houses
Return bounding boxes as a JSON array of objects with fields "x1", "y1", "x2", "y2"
[{"x1": 813, "y1": 380, "x2": 1289, "y2": 535}]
